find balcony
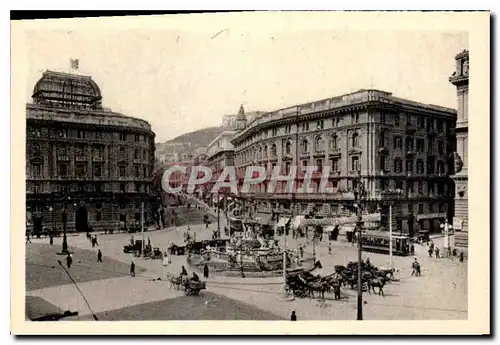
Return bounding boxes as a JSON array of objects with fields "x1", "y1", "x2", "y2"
[
  {"x1": 406, "y1": 149, "x2": 416, "y2": 156},
  {"x1": 405, "y1": 124, "x2": 417, "y2": 134},
  {"x1": 282, "y1": 153, "x2": 293, "y2": 161},
  {"x1": 313, "y1": 150, "x2": 325, "y2": 158},
  {"x1": 133, "y1": 158, "x2": 141, "y2": 164},
  {"x1": 348, "y1": 170, "x2": 360, "y2": 177},
  {"x1": 92, "y1": 156, "x2": 104, "y2": 162},
  {"x1": 75, "y1": 156, "x2": 87, "y2": 162},
  {"x1": 57, "y1": 155, "x2": 70, "y2": 161},
  {"x1": 329, "y1": 148, "x2": 341, "y2": 157},
  {"x1": 329, "y1": 170, "x2": 341, "y2": 177},
  {"x1": 299, "y1": 151, "x2": 310, "y2": 159}
]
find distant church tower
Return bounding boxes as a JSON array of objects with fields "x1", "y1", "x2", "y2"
[{"x1": 235, "y1": 104, "x2": 247, "y2": 130}]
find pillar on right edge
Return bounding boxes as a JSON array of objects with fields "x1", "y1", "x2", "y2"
[{"x1": 449, "y1": 49, "x2": 469, "y2": 250}]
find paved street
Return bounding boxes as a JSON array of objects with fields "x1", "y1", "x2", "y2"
[{"x1": 26, "y1": 218, "x2": 467, "y2": 320}]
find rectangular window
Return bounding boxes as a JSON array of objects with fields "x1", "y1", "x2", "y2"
[
  {"x1": 351, "y1": 156, "x2": 360, "y2": 171},
  {"x1": 143, "y1": 166, "x2": 147, "y2": 177},
  {"x1": 96, "y1": 211, "x2": 102, "y2": 221},
  {"x1": 418, "y1": 116, "x2": 425, "y2": 128},
  {"x1": 76, "y1": 163, "x2": 86, "y2": 177},
  {"x1": 406, "y1": 160, "x2": 413, "y2": 173},
  {"x1": 59, "y1": 129, "x2": 67, "y2": 138},
  {"x1": 331, "y1": 158, "x2": 339, "y2": 172},
  {"x1": 316, "y1": 159, "x2": 323, "y2": 172},
  {"x1": 394, "y1": 115, "x2": 400, "y2": 126},
  {"x1": 380, "y1": 179, "x2": 387, "y2": 191},
  {"x1": 95, "y1": 131, "x2": 103, "y2": 140},
  {"x1": 93, "y1": 164, "x2": 102, "y2": 177},
  {"x1": 406, "y1": 137, "x2": 414, "y2": 150},
  {"x1": 134, "y1": 134, "x2": 140, "y2": 142},
  {"x1": 33, "y1": 183, "x2": 41, "y2": 194},
  {"x1": 394, "y1": 136, "x2": 402, "y2": 149},
  {"x1": 380, "y1": 156, "x2": 386, "y2": 171},
  {"x1": 135, "y1": 183, "x2": 141, "y2": 193},
  {"x1": 394, "y1": 159, "x2": 402, "y2": 173},
  {"x1": 119, "y1": 166, "x2": 126, "y2": 177},
  {"x1": 120, "y1": 183, "x2": 126, "y2": 193},
  {"x1": 316, "y1": 120, "x2": 324, "y2": 130},
  {"x1": 32, "y1": 164, "x2": 41, "y2": 177},
  {"x1": 416, "y1": 138, "x2": 424, "y2": 152},
  {"x1": 120, "y1": 133, "x2": 127, "y2": 141},
  {"x1": 58, "y1": 163, "x2": 68, "y2": 176},
  {"x1": 418, "y1": 204, "x2": 424, "y2": 214},
  {"x1": 272, "y1": 128, "x2": 278, "y2": 136},
  {"x1": 436, "y1": 120, "x2": 444, "y2": 133},
  {"x1": 77, "y1": 130, "x2": 85, "y2": 139},
  {"x1": 135, "y1": 165, "x2": 140, "y2": 177}
]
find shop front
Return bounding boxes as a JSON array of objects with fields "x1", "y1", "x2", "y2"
[{"x1": 416, "y1": 213, "x2": 447, "y2": 234}]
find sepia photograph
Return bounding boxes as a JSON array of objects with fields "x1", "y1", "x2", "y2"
[{"x1": 10, "y1": 11, "x2": 490, "y2": 335}]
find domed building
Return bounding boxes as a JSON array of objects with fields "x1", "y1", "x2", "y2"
[{"x1": 26, "y1": 70, "x2": 156, "y2": 234}]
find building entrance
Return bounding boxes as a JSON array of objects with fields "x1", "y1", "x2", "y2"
[{"x1": 75, "y1": 206, "x2": 89, "y2": 232}]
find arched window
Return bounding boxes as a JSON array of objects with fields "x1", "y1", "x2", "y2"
[
  {"x1": 119, "y1": 146, "x2": 126, "y2": 159},
  {"x1": 263, "y1": 145, "x2": 268, "y2": 157},
  {"x1": 285, "y1": 141, "x2": 292, "y2": 155},
  {"x1": 301, "y1": 139, "x2": 309, "y2": 153},
  {"x1": 315, "y1": 136, "x2": 324, "y2": 152},
  {"x1": 330, "y1": 135, "x2": 338, "y2": 150},
  {"x1": 271, "y1": 144, "x2": 277, "y2": 157},
  {"x1": 352, "y1": 132, "x2": 359, "y2": 148}
]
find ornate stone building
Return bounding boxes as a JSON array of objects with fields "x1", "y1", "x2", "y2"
[
  {"x1": 449, "y1": 50, "x2": 469, "y2": 247},
  {"x1": 26, "y1": 70, "x2": 156, "y2": 233},
  {"x1": 231, "y1": 89, "x2": 457, "y2": 235},
  {"x1": 206, "y1": 128, "x2": 238, "y2": 196}
]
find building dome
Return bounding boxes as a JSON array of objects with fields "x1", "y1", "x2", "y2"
[{"x1": 32, "y1": 70, "x2": 103, "y2": 109}]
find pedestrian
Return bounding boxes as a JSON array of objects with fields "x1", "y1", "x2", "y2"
[
  {"x1": 411, "y1": 258, "x2": 420, "y2": 276},
  {"x1": 148, "y1": 237, "x2": 151, "y2": 246},
  {"x1": 428, "y1": 246, "x2": 433, "y2": 258},
  {"x1": 66, "y1": 253, "x2": 72, "y2": 268},
  {"x1": 410, "y1": 244, "x2": 415, "y2": 256},
  {"x1": 435, "y1": 247, "x2": 440, "y2": 259},
  {"x1": 49, "y1": 235, "x2": 53, "y2": 246},
  {"x1": 26, "y1": 233, "x2": 31, "y2": 243},
  {"x1": 290, "y1": 311, "x2": 297, "y2": 321},
  {"x1": 97, "y1": 249, "x2": 103, "y2": 262},
  {"x1": 130, "y1": 261, "x2": 136, "y2": 277},
  {"x1": 94, "y1": 235, "x2": 98, "y2": 246},
  {"x1": 203, "y1": 263, "x2": 209, "y2": 278},
  {"x1": 181, "y1": 265, "x2": 188, "y2": 276},
  {"x1": 91, "y1": 237, "x2": 96, "y2": 248},
  {"x1": 299, "y1": 246, "x2": 304, "y2": 259},
  {"x1": 459, "y1": 252, "x2": 464, "y2": 263}
]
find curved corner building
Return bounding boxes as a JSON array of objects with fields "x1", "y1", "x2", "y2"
[
  {"x1": 26, "y1": 70, "x2": 156, "y2": 233},
  {"x1": 230, "y1": 90, "x2": 457, "y2": 236}
]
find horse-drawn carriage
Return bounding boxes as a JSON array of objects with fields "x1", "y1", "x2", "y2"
[
  {"x1": 334, "y1": 261, "x2": 395, "y2": 296},
  {"x1": 184, "y1": 280, "x2": 206, "y2": 296},
  {"x1": 168, "y1": 244, "x2": 186, "y2": 255},
  {"x1": 169, "y1": 275, "x2": 206, "y2": 296},
  {"x1": 150, "y1": 247, "x2": 163, "y2": 260}
]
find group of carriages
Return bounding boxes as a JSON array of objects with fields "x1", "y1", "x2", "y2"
[
  {"x1": 123, "y1": 239, "x2": 163, "y2": 260},
  {"x1": 285, "y1": 260, "x2": 397, "y2": 300}
]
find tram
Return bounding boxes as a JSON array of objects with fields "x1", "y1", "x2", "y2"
[{"x1": 361, "y1": 230, "x2": 411, "y2": 256}]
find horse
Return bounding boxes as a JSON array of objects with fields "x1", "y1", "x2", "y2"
[
  {"x1": 307, "y1": 281, "x2": 329, "y2": 299},
  {"x1": 169, "y1": 276, "x2": 183, "y2": 290},
  {"x1": 368, "y1": 277, "x2": 387, "y2": 296}
]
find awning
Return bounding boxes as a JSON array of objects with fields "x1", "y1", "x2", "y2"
[
  {"x1": 416, "y1": 213, "x2": 447, "y2": 221},
  {"x1": 277, "y1": 217, "x2": 290, "y2": 227}
]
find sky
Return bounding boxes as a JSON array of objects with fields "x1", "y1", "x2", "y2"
[{"x1": 23, "y1": 23, "x2": 468, "y2": 143}]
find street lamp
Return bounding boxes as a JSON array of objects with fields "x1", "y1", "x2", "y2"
[
  {"x1": 61, "y1": 197, "x2": 69, "y2": 254},
  {"x1": 353, "y1": 170, "x2": 365, "y2": 321}
]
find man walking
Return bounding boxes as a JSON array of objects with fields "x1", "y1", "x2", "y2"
[
  {"x1": 66, "y1": 253, "x2": 72, "y2": 268},
  {"x1": 97, "y1": 249, "x2": 103, "y2": 262},
  {"x1": 130, "y1": 261, "x2": 136, "y2": 277},
  {"x1": 290, "y1": 311, "x2": 297, "y2": 321},
  {"x1": 328, "y1": 242, "x2": 332, "y2": 255},
  {"x1": 26, "y1": 233, "x2": 31, "y2": 244}
]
